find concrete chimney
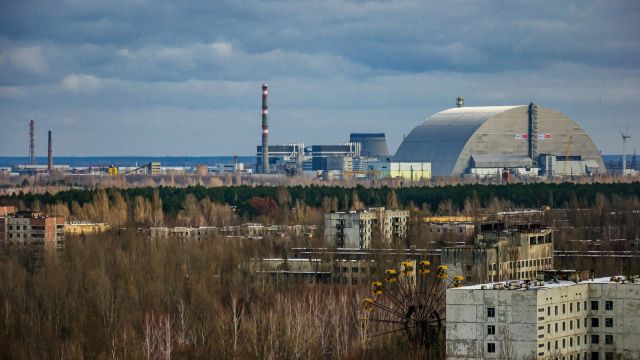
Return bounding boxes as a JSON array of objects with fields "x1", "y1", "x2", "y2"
[
  {"x1": 261, "y1": 83, "x2": 270, "y2": 174},
  {"x1": 48, "y1": 130, "x2": 53, "y2": 174},
  {"x1": 29, "y1": 120, "x2": 35, "y2": 165}
]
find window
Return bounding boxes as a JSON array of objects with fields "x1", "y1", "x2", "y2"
[
  {"x1": 605, "y1": 318, "x2": 613, "y2": 327},
  {"x1": 591, "y1": 335, "x2": 599, "y2": 344},
  {"x1": 563, "y1": 338, "x2": 566, "y2": 348},
  {"x1": 605, "y1": 353, "x2": 613, "y2": 360},
  {"x1": 605, "y1": 301, "x2": 613, "y2": 311},
  {"x1": 570, "y1": 320, "x2": 573, "y2": 330},
  {"x1": 548, "y1": 324, "x2": 551, "y2": 333},
  {"x1": 487, "y1": 343, "x2": 496, "y2": 353},
  {"x1": 548, "y1": 306, "x2": 551, "y2": 316},
  {"x1": 591, "y1": 301, "x2": 599, "y2": 311},
  {"x1": 352, "y1": 267, "x2": 358, "y2": 273},
  {"x1": 578, "y1": 336, "x2": 580, "y2": 346},
  {"x1": 570, "y1": 303, "x2": 573, "y2": 313},
  {"x1": 487, "y1": 307, "x2": 495, "y2": 318},
  {"x1": 555, "y1": 323, "x2": 558, "y2": 332},
  {"x1": 487, "y1": 325, "x2": 495, "y2": 335},
  {"x1": 555, "y1": 306, "x2": 559, "y2": 315},
  {"x1": 605, "y1": 335, "x2": 613, "y2": 345},
  {"x1": 591, "y1": 352, "x2": 599, "y2": 360},
  {"x1": 563, "y1": 304, "x2": 566, "y2": 314},
  {"x1": 570, "y1": 337, "x2": 573, "y2": 347},
  {"x1": 577, "y1": 302, "x2": 581, "y2": 312},
  {"x1": 592, "y1": 318, "x2": 599, "y2": 327}
]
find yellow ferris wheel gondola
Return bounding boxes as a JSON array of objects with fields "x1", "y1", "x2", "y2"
[
  {"x1": 385, "y1": 269, "x2": 398, "y2": 283},
  {"x1": 401, "y1": 261, "x2": 414, "y2": 275},
  {"x1": 436, "y1": 265, "x2": 448, "y2": 279},
  {"x1": 371, "y1": 281, "x2": 383, "y2": 295},
  {"x1": 418, "y1": 260, "x2": 431, "y2": 274}
]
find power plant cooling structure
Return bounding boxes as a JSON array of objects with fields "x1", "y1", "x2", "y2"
[
  {"x1": 48, "y1": 130, "x2": 53, "y2": 174},
  {"x1": 261, "y1": 83, "x2": 270, "y2": 174}
]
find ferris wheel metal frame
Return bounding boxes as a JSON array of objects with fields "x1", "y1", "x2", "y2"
[{"x1": 361, "y1": 260, "x2": 463, "y2": 354}]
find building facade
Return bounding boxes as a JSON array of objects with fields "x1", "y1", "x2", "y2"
[
  {"x1": 0, "y1": 211, "x2": 65, "y2": 249},
  {"x1": 446, "y1": 276, "x2": 640, "y2": 359},
  {"x1": 441, "y1": 222, "x2": 554, "y2": 284},
  {"x1": 324, "y1": 207, "x2": 409, "y2": 249}
]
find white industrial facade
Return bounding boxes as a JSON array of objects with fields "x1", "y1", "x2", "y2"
[{"x1": 446, "y1": 276, "x2": 640, "y2": 359}]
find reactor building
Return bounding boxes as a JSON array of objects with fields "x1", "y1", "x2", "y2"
[{"x1": 393, "y1": 102, "x2": 605, "y2": 177}]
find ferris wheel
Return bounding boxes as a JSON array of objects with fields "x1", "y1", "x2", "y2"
[{"x1": 362, "y1": 261, "x2": 463, "y2": 355}]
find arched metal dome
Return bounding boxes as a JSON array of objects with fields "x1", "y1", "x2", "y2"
[{"x1": 393, "y1": 105, "x2": 605, "y2": 177}]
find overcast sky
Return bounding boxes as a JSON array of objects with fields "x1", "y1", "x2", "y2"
[{"x1": 1, "y1": 0, "x2": 639, "y2": 156}]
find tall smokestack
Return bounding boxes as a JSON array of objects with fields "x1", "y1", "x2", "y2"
[
  {"x1": 29, "y1": 120, "x2": 35, "y2": 165},
  {"x1": 48, "y1": 130, "x2": 53, "y2": 174},
  {"x1": 261, "y1": 83, "x2": 270, "y2": 174}
]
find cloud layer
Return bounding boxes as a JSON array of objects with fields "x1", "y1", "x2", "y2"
[{"x1": 1, "y1": 0, "x2": 639, "y2": 156}]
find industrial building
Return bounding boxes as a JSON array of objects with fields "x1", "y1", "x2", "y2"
[
  {"x1": 324, "y1": 207, "x2": 409, "y2": 248},
  {"x1": 445, "y1": 275, "x2": 640, "y2": 359},
  {"x1": 394, "y1": 102, "x2": 605, "y2": 178},
  {"x1": 441, "y1": 221, "x2": 554, "y2": 284},
  {"x1": 0, "y1": 210, "x2": 65, "y2": 249},
  {"x1": 349, "y1": 133, "x2": 389, "y2": 159}
]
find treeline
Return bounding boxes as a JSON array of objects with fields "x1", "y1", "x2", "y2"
[
  {"x1": 0, "y1": 232, "x2": 413, "y2": 359},
  {"x1": 3, "y1": 182, "x2": 640, "y2": 220}
]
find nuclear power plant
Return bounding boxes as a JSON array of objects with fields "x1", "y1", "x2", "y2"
[
  {"x1": 4, "y1": 86, "x2": 622, "y2": 180},
  {"x1": 255, "y1": 84, "x2": 608, "y2": 180},
  {"x1": 394, "y1": 102, "x2": 605, "y2": 178}
]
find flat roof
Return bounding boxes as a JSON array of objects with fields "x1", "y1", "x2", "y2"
[{"x1": 452, "y1": 276, "x2": 638, "y2": 291}]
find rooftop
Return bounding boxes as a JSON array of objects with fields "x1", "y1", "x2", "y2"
[{"x1": 452, "y1": 275, "x2": 639, "y2": 291}]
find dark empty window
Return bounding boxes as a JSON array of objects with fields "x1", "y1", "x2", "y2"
[
  {"x1": 605, "y1": 335, "x2": 613, "y2": 345},
  {"x1": 605, "y1": 301, "x2": 613, "y2": 311},
  {"x1": 605, "y1": 318, "x2": 613, "y2": 327},
  {"x1": 487, "y1": 307, "x2": 495, "y2": 318},
  {"x1": 605, "y1": 353, "x2": 613, "y2": 360},
  {"x1": 487, "y1": 343, "x2": 496, "y2": 353},
  {"x1": 487, "y1": 325, "x2": 495, "y2": 335},
  {"x1": 592, "y1": 352, "x2": 599, "y2": 360},
  {"x1": 591, "y1": 301, "x2": 599, "y2": 311},
  {"x1": 592, "y1": 318, "x2": 599, "y2": 327},
  {"x1": 591, "y1": 335, "x2": 599, "y2": 344}
]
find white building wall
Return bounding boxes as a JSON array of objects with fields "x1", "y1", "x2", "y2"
[{"x1": 446, "y1": 278, "x2": 640, "y2": 359}]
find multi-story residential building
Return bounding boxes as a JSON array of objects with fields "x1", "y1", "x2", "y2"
[
  {"x1": 324, "y1": 207, "x2": 409, "y2": 249},
  {"x1": 441, "y1": 221, "x2": 554, "y2": 284},
  {"x1": 0, "y1": 211, "x2": 65, "y2": 249},
  {"x1": 446, "y1": 275, "x2": 640, "y2": 359}
]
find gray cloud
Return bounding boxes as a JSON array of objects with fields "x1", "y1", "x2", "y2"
[{"x1": 0, "y1": 0, "x2": 639, "y2": 156}]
